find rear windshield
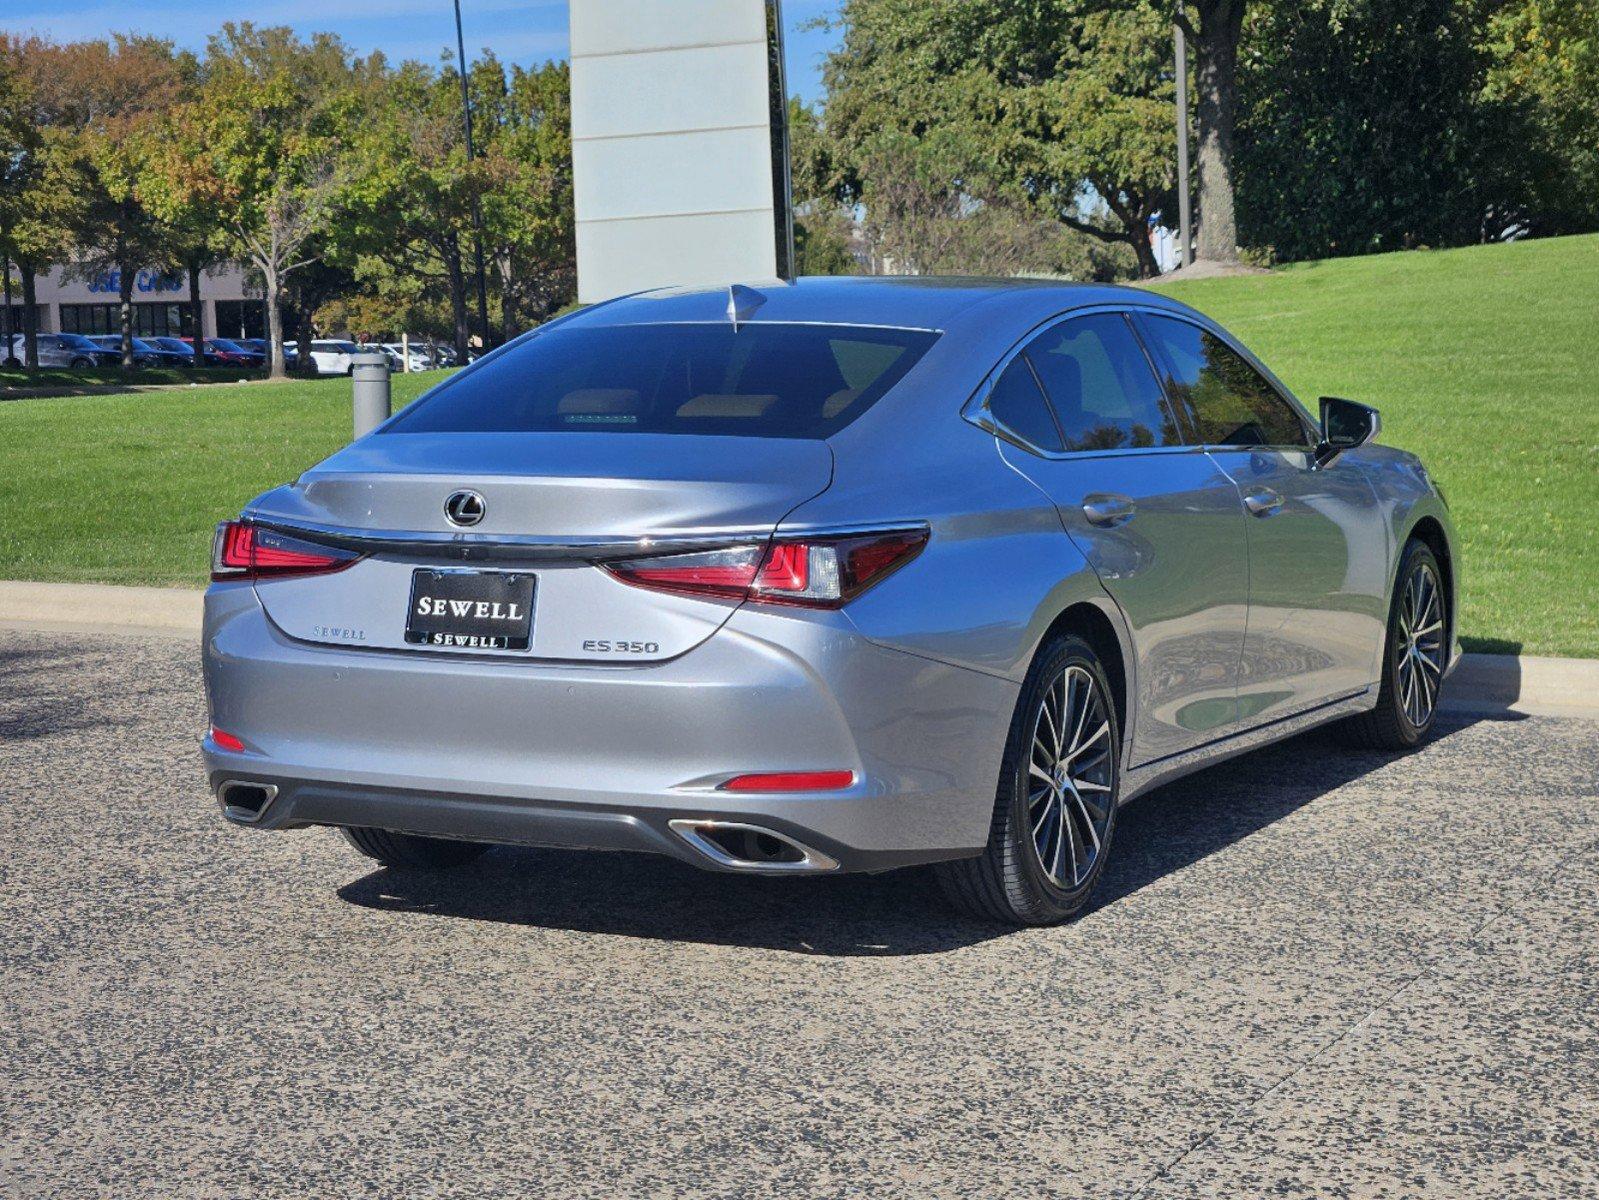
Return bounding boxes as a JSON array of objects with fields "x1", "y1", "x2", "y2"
[{"x1": 384, "y1": 322, "x2": 940, "y2": 440}]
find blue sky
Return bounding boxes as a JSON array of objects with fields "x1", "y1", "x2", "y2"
[{"x1": 0, "y1": 0, "x2": 842, "y2": 104}]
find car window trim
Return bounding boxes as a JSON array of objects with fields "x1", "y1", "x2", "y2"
[
  {"x1": 1129, "y1": 310, "x2": 1318, "y2": 451},
  {"x1": 963, "y1": 304, "x2": 1200, "y2": 461}
]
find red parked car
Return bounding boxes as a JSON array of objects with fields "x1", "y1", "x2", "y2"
[{"x1": 181, "y1": 337, "x2": 266, "y2": 367}]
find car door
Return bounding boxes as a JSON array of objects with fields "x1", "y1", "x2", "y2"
[
  {"x1": 1136, "y1": 312, "x2": 1390, "y2": 725},
  {"x1": 975, "y1": 310, "x2": 1251, "y2": 766}
]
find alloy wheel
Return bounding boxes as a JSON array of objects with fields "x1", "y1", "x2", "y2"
[
  {"x1": 1396, "y1": 560, "x2": 1445, "y2": 728},
  {"x1": 1027, "y1": 664, "x2": 1114, "y2": 890}
]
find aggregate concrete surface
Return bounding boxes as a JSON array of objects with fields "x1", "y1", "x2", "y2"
[{"x1": 1, "y1": 628, "x2": 1595, "y2": 1199}]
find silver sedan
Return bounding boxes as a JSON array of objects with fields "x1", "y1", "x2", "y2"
[{"x1": 200, "y1": 277, "x2": 1458, "y2": 925}]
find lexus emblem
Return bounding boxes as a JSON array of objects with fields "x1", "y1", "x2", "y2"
[{"x1": 443, "y1": 489, "x2": 486, "y2": 528}]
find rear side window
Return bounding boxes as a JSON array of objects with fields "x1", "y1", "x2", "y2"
[
  {"x1": 386, "y1": 323, "x2": 939, "y2": 440},
  {"x1": 1024, "y1": 314, "x2": 1180, "y2": 451},
  {"x1": 985, "y1": 357, "x2": 1064, "y2": 451},
  {"x1": 1139, "y1": 315, "x2": 1310, "y2": 448}
]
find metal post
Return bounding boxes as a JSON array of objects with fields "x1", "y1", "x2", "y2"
[
  {"x1": 351, "y1": 352, "x2": 391, "y2": 438},
  {"x1": 400, "y1": 330, "x2": 412, "y2": 373},
  {"x1": 1175, "y1": 21, "x2": 1193, "y2": 270},
  {"x1": 454, "y1": 0, "x2": 493, "y2": 355}
]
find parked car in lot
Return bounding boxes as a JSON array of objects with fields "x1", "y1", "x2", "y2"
[
  {"x1": 4, "y1": 332, "x2": 120, "y2": 369},
  {"x1": 202, "y1": 277, "x2": 1458, "y2": 925},
  {"x1": 146, "y1": 336, "x2": 216, "y2": 365},
  {"x1": 86, "y1": 334, "x2": 184, "y2": 368},
  {"x1": 203, "y1": 337, "x2": 266, "y2": 367},
  {"x1": 306, "y1": 339, "x2": 364, "y2": 375},
  {"x1": 379, "y1": 342, "x2": 432, "y2": 372},
  {"x1": 238, "y1": 337, "x2": 295, "y2": 367}
]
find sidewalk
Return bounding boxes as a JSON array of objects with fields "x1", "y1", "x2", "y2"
[{"x1": 0, "y1": 579, "x2": 1593, "y2": 718}]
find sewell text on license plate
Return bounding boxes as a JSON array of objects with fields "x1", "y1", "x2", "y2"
[{"x1": 405, "y1": 569, "x2": 535, "y2": 650}]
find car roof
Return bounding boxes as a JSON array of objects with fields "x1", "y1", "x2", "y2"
[{"x1": 566, "y1": 274, "x2": 1200, "y2": 336}]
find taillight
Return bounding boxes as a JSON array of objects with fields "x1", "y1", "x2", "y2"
[
  {"x1": 211, "y1": 521, "x2": 361, "y2": 582},
  {"x1": 602, "y1": 527, "x2": 928, "y2": 608}
]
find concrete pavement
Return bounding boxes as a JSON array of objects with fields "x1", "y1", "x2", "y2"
[{"x1": 1, "y1": 626, "x2": 1595, "y2": 1198}]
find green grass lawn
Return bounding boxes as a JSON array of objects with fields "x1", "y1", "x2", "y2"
[
  {"x1": 1149, "y1": 234, "x2": 1598, "y2": 658},
  {"x1": 0, "y1": 370, "x2": 449, "y2": 589},
  {"x1": 1, "y1": 365, "x2": 261, "y2": 392},
  {"x1": 0, "y1": 235, "x2": 1595, "y2": 656}
]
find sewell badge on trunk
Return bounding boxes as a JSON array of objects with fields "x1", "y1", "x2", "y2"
[{"x1": 405, "y1": 569, "x2": 535, "y2": 650}]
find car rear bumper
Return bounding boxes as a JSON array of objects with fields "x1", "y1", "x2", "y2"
[{"x1": 201, "y1": 584, "x2": 1015, "y2": 873}]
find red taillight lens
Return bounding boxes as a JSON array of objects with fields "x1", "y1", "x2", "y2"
[
  {"x1": 720, "y1": 770, "x2": 855, "y2": 792},
  {"x1": 209, "y1": 725, "x2": 246, "y2": 753},
  {"x1": 211, "y1": 521, "x2": 360, "y2": 582},
  {"x1": 603, "y1": 527, "x2": 927, "y2": 608}
]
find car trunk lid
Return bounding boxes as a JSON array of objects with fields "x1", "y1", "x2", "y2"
[{"x1": 244, "y1": 432, "x2": 834, "y2": 662}]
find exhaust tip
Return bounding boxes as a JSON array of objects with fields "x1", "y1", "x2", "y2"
[
  {"x1": 217, "y1": 780, "x2": 279, "y2": 825},
  {"x1": 668, "y1": 819, "x2": 839, "y2": 873}
]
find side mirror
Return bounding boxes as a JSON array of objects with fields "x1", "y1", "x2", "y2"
[{"x1": 1316, "y1": 396, "x2": 1380, "y2": 467}]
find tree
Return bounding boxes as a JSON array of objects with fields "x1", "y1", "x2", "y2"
[
  {"x1": 1482, "y1": 0, "x2": 1599, "y2": 236},
  {"x1": 821, "y1": 0, "x2": 1173, "y2": 278},
  {"x1": 1161, "y1": 0, "x2": 1248, "y2": 264},
  {"x1": 475, "y1": 58, "x2": 577, "y2": 338},
  {"x1": 1235, "y1": 0, "x2": 1597, "y2": 261},
  {"x1": 0, "y1": 36, "x2": 89, "y2": 369},
  {"x1": 142, "y1": 25, "x2": 358, "y2": 379},
  {"x1": 0, "y1": 39, "x2": 40, "y2": 363},
  {"x1": 340, "y1": 58, "x2": 491, "y2": 361},
  {"x1": 62, "y1": 37, "x2": 189, "y2": 370}
]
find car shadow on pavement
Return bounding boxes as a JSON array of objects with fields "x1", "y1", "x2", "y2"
[
  {"x1": 0, "y1": 642, "x2": 141, "y2": 742},
  {"x1": 337, "y1": 713, "x2": 1506, "y2": 957}
]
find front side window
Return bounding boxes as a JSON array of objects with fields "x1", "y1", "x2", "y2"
[
  {"x1": 1023, "y1": 314, "x2": 1181, "y2": 451},
  {"x1": 1138, "y1": 315, "x2": 1311, "y2": 448},
  {"x1": 386, "y1": 322, "x2": 939, "y2": 440}
]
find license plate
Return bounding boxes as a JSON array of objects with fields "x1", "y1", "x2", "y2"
[{"x1": 405, "y1": 569, "x2": 535, "y2": 650}]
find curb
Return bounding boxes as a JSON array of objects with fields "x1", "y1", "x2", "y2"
[
  {"x1": 1442, "y1": 653, "x2": 1599, "y2": 720},
  {"x1": 0, "y1": 580, "x2": 1592, "y2": 718},
  {"x1": 0, "y1": 580, "x2": 202, "y2": 639}
]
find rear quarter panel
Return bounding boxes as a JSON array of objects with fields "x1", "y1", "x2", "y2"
[{"x1": 789, "y1": 403, "x2": 1130, "y2": 688}]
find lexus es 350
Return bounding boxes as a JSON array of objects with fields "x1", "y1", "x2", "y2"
[{"x1": 201, "y1": 278, "x2": 1457, "y2": 925}]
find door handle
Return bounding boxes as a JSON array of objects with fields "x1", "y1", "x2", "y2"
[
  {"x1": 1081, "y1": 493, "x2": 1136, "y2": 527},
  {"x1": 1243, "y1": 488, "x2": 1284, "y2": 517}
]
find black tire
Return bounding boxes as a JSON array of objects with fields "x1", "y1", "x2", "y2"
[
  {"x1": 1338, "y1": 538, "x2": 1447, "y2": 751},
  {"x1": 341, "y1": 826, "x2": 492, "y2": 869},
  {"x1": 69, "y1": 356, "x2": 91, "y2": 368},
  {"x1": 935, "y1": 633, "x2": 1120, "y2": 925}
]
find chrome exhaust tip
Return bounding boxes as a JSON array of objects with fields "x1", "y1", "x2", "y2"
[
  {"x1": 217, "y1": 780, "x2": 279, "y2": 825},
  {"x1": 668, "y1": 819, "x2": 839, "y2": 873}
]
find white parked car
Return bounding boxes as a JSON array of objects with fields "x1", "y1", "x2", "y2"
[
  {"x1": 379, "y1": 342, "x2": 432, "y2": 372},
  {"x1": 307, "y1": 339, "x2": 363, "y2": 375}
]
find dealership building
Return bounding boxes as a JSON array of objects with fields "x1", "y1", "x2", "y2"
[{"x1": 2, "y1": 261, "x2": 266, "y2": 341}]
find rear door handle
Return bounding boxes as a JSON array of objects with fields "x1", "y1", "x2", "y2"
[
  {"x1": 1081, "y1": 493, "x2": 1136, "y2": 527},
  {"x1": 1243, "y1": 488, "x2": 1284, "y2": 517}
]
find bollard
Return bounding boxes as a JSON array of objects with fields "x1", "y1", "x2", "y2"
[{"x1": 350, "y1": 352, "x2": 391, "y2": 438}]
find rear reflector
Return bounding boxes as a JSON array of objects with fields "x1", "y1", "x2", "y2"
[
  {"x1": 719, "y1": 770, "x2": 856, "y2": 793},
  {"x1": 212, "y1": 521, "x2": 361, "y2": 582},
  {"x1": 603, "y1": 527, "x2": 927, "y2": 608},
  {"x1": 209, "y1": 726, "x2": 246, "y2": 753}
]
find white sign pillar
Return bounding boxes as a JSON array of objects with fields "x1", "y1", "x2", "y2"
[{"x1": 570, "y1": 0, "x2": 793, "y2": 303}]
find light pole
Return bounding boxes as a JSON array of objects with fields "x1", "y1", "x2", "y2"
[
  {"x1": 453, "y1": 0, "x2": 494, "y2": 354},
  {"x1": 1175, "y1": 18, "x2": 1193, "y2": 269}
]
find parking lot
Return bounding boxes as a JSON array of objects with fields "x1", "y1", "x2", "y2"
[{"x1": 2, "y1": 626, "x2": 1596, "y2": 1198}]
